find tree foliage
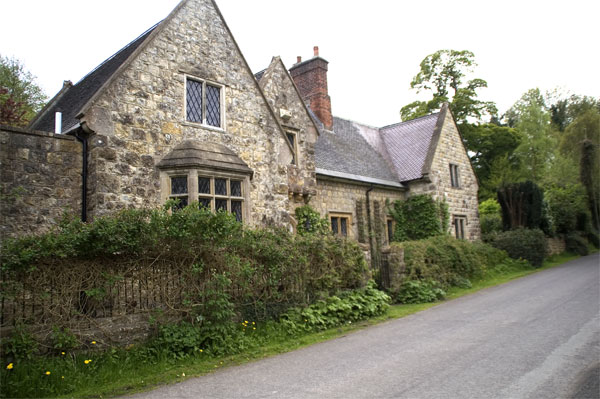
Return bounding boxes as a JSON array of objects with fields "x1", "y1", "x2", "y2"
[
  {"x1": 460, "y1": 123, "x2": 521, "y2": 199},
  {"x1": 0, "y1": 55, "x2": 47, "y2": 126},
  {"x1": 400, "y1": 50, "x2": 496, "y2": 123},
  {"x1": 505, "y1": 89, "x2": 556, "y2": 183}
]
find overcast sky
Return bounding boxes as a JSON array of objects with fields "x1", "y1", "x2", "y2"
[{"x1": 2, "y1": 0, "x2": 598, "y2": 126}]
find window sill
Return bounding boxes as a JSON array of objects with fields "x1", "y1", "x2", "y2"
[{"x1": 182, "y1": 121, "x2": 225, "y2": 133}]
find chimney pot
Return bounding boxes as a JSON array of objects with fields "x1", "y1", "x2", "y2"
[
  {"x1": 314, "y1": 46, "x2": 319, "y2": 57},
  {"x1": 297, "y1": 56, "x2": 302, "y2": 64}
]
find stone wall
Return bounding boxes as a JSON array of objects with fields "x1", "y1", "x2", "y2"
[
  {"x1": 257, "y1": 57, "x2": 319, "y2": 223},
  {"x1": 81, "y1": 0, "x2": 291, "y2": 227},
  {"x1": 314, "y1": 177, "x2": 405, "y2": 240},
  {"x1": 407, "y1": 111, "x2": 481, "y2": 241},
  {"x1": 546, "y1": 237, "x2": 566, "y2": 256},
  {"x1": 0, "y1": 125, "x2": 82, "y2": 239}
]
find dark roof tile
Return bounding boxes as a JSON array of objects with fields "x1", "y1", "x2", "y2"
[
  {"x1": 31, "y1": 23, "x2": 159, "y2": 132},
  {"x1": 380, "y1": 113, "x2": 440, "y2": 182}
]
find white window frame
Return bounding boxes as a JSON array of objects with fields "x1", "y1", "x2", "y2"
[{"x1": 184, "y1": 76, "x2": 225, "y2": 130}]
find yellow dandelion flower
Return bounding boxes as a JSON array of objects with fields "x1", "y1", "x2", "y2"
[
  {"x1": 91, "y1": 341, "x2": 96, "y2": 345},
  {"x1": 62, "y1": 376, "x2": 65, "y2": 379},
  {"x1": 61, "y1": 352, "x2": 66, "y2": 355},
  {"x1": 200, "y1": 349, "x2": 203, "y2": 352},
  {"x1": 252, "y1": 327, "x2": 256, "y2": 330},
  {"x1": 84, "y1": 359, "x2": 91, "y2": 365},
  {"x1": 252, "y1": 322, "x2": 255, "y2": 325},
  {"x1": 6, "y1": 363, "x2": 13, "y2": 370},
  {"x1": 45, "y1": 371, "x2": 51, "y2": 375},
  {"x1": 244, "y1": 320, "x2": 248, "y2": 324}
]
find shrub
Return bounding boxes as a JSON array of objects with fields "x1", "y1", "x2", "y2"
[
  {"x1": 0, "y1": 204, "x2": 371, "y2": 348},
  {"x1": 545, "y1": 184, "x2": 588, "y2": 235},
  {"x1": 489, "y1": 228, "x2": 547, "y2": 267},
  {"x1": 395, "y1": 280, "x2": 446, "y2": 304},
  {"x1": 565, "y1": 233, "x2": 589, "y2": 256},
  {"x1": 480, "y1": 214, "x2": 502, "y2": 235},
  {"x1": 384, "y1": 235, "x2": 516, "y2": 303},
  {"x1": 281, "y1": 281, "x2": 390, "y2": 333}
]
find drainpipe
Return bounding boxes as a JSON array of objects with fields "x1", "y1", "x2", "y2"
[
  {"x1": 74, "y1": 128, "x2": 88, "y2": 222},
  {"x1": 365, "y1": 185, "x2": 374, "y2": 261}
]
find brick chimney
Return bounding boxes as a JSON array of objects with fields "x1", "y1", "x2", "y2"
[{"x1": 289, "y1": 46, "x2": 333, "y2": 130}]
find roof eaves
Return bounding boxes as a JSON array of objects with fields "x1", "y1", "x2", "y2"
[
  {"x1": 76, "y1": 5, "x2": 183, "y2": 124},
  {"x1": 316, "y1": 168, "x2": 404, "y2": 189}
]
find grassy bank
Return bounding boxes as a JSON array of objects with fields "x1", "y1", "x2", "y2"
[{"x1": 1, "y1": 252, "x2": 583, "y2": 398}]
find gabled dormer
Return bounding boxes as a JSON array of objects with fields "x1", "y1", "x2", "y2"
[{"x1": 257, "y1": 56, "x2": 319, "y2": 204}]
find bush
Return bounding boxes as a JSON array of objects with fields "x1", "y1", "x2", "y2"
[
  {"x1": 281, "y1": 281, "x2": 390, "y2": 333},
  {"x1": 0, "y1": 204, "x2": 371, "y2": 348},
  {"x1": 384, "y1": 235, "x2": 517, "y2": 303},
  {"x1": 395, "y1": 280, "x2": 446, "y2": 304},
  {"x1": 489, "y1": 228, "x2": 547, "y2": 267},
  {"x1": 565, "y1": 233, "x2": 589, "y2": 256},
  {"x1": 545, "y1": 184, "x2": 588, "y2": 235},
  {"x1": 480, "y1": 214, "x2": 502, "y2": 235}
]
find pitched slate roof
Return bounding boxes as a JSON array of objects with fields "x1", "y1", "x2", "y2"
[
  {"x1": 315, "y1": 116, "x2": 402, "y2": 187},
  {"x1": 30, "y1": 23, "x2": 160, "y2": 133},
  {"x1": 379, "y1": 113, "x2": 441, "y2": 182}
]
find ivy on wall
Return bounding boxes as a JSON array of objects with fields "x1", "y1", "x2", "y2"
[{"x1": 388, "y1": 194, "x2": 449, "y2": 242}]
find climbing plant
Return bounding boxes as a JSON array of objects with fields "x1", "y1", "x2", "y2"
[{"x1": 388, "y1": 195, "x2": 449, "y2": 242}]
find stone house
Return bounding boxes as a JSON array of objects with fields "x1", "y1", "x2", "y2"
[{"x1": 0, "y1": 0, "x2": 480, "y2": 242}]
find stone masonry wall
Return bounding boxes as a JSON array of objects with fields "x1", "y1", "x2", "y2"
[
  {"x1": 257, "y1": 57, "x2": 319, "y2": 223},
  {"x1": 0, "y1": 126, "x2": 82, "y2": 239},
  {"x1": 407, "y1": 111, "x2": 481, "y2": 240},
  {"x1": 314, "y1": 177, "x2": 405, "y2": 240},
  {"x1": 81, "y1": 0, "x2": 290, "y2": 227}
]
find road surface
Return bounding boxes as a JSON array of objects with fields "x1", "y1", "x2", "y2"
[{"x1": 127, "y1": 253, "x2": 599, "y2": 398}]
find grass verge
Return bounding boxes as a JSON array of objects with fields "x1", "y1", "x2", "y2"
[{"x1": 2, "y1": 252, "x2": 585, "y2": 398}]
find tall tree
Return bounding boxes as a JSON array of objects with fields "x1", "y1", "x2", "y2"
[
  {"x1": 460, "y1": 123, "x2": 521, "y2": 199},
  {"x1": 505, "y1": 89, "x2": 555, "y2": 183},
  {"x1": 0, "y1": 55, "x2": 47, "y2": 126},
  {"x1": 400, "y1": 50, "x2": 496, "y2": 123}
]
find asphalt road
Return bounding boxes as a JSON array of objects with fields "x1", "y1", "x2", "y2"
[{"x1": 127, "y1": 253, "x2": 600, "y2": 399}]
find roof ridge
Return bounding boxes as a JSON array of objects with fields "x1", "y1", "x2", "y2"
[{"x1": 380, "y1": 112, "x2": 440, "y2": 130}]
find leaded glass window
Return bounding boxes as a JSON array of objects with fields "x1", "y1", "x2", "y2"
[
  {"x1": 170, "y1": 176, "x2": 188, "y2": 209},
  {"x1": 186, "y1": 78, "x2": 222, "y2": 128},
  {"x1": 206, "y1": 85, "x2": 221, "y2": 127},
  {"x1": 231, "y1": 200, "x2": 243, "y2": 222},
  {"x1": 196, "y1": 176, "x2": 244, "y2": 222},
  {"x1": 330, "y1": 214, "x2": 350, "y2": 237},
  {"x1": 198, "y1": 177, "x2": 211, "y2": 194},
  {"x1": 230, "y1": 180, "x2": 242, "y2": 197},
  {"x1": 186, "y1": 80, "x2": 203, "y2": 123},
  {"x1": 215, "y1": 178, "x2": 227, "y2": 196}
]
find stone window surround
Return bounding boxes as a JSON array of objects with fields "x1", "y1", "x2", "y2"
[
  {"x1": 453, "y1": 215, "x2": 467, "y2": 239},
  {"x1": 183, "y1": 74, "x2": 225, "y2": 131},
  {"x1": 160, "y1": 168, "x2": 250, "y2": 223},
  {"x1": 329, "y1": 212, "x2": 352, "y2": 238},
  {"x1": 449, "y1": 163, "x2": 461, "y2": 188}
]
